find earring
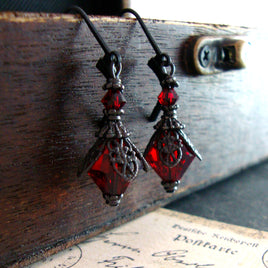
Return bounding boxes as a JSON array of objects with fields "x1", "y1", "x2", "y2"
[
  {"x1": 69, "y1": 6, "x2": 149, "y2": 206},
  {"x1": 121, "y1": 9, "x2": 202, "y2": 193}
]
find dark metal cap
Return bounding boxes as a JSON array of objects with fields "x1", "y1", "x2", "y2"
[{"x1": 103, "y1": 194, "x2": 123, "y2": 206}]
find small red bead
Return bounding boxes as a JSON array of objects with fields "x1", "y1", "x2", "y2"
[
  {"x1": 101, "y1": 89, "x2": 126, "y2": 110},
  {"x1": 158, "y1": 88, "x2": 178, "y2": 106}
]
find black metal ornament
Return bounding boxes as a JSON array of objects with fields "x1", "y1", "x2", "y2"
[
  {"x1": 121, "y1": 9, "x2": 202, "y2": 193},
  {"x1": 69, "y1": 6, "x2": 148, "y2": 206}
]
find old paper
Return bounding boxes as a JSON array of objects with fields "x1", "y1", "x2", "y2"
[{"x1": 30, "y1": 208, "x2": 268, "y2": 268}]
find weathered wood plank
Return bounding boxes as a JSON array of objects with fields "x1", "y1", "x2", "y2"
[{"x1": 0, "y1": 12, "x2": 267, "y2": 267}]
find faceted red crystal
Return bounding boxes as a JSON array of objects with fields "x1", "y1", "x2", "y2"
[
  {"x1": 88, "y1": 145, "x2": 130, "y2": 197},
  {"x1": 101, "y1": 89, "x2": 126, "y2": 110},
  {"x1": 144, "y1": 130, "x2": 195, "y2": 183},
  {"x1": 158, "y1": 88, "x2": 178, "y2": 106}
]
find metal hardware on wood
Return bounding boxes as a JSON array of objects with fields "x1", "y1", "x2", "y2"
[
  {"x1": 199, "y1": 45, "x2": 212, "y2": 67},
  {"x1": 184, "y1": 36, "x2": 249, "y2": 75}
]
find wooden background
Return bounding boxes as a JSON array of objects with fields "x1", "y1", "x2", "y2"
[{"x1": 0, "y1": 12, "x2": 268, "y2": 267}]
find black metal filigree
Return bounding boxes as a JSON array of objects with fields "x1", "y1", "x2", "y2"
[
  {"x1": 157, "y1": 130, "x2": 182, "y2": 168},
  {"x1": 107, "y1": 138, "x2": 139, "y2": 181}
]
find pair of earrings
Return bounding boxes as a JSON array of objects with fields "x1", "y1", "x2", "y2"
[{"x1": 70, "y1": 6, "x2": 202, "y2": 206}]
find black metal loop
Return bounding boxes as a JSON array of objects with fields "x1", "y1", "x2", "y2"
[
  {"x1": 159, "y1": 53, "x2": 175, "y2": 76},
  {"x1": 165, "y1": 63, "x2": 175, "y2": 77},
  {"x1": 111, "y1": 61, "x2": 122, "y2": 79},
  {"x1": 160, "y1": 53, "x2": 171, "y2": 66},
  {"x1": 110, "y1": 51, "x2": 122, "y2": 77},
  {"x1": 120, "y1": 8, "x2": 162, "y2": 56}
]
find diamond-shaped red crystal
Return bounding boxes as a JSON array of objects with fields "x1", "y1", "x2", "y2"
[
  {"x1": 158, "y1": 88, "x2": 178, "y2": 106},
  {"x1": 88, "y1": 145, "x2": 130, "y2": 198},
  {"x1": 144, "y1": 130, "x2": 195, "y2": 185},
  {"x1": 101, "y1": 89, "x2": 126, "y2": 110}
]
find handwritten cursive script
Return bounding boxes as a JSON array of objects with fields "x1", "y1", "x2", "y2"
[
  {"x1": 152, "y1": 250, "x2": 215, "y2": 267},
  {"x1": 98, "y1": 256, "x2": 144, "y2": 268},
  {"x1": 85, "y1": 232, "x2": 141, "y2": 253}
]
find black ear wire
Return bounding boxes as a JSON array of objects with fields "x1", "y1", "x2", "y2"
[
  {"x1": 68, "y1": 6, "x2": 111, "y2": 54},
  {"x1": 120, "y1": 8, "x2": 162, "y2": 56},
  {"x1": 120, "y1": 8, "x2": 179, "y2": 121},
  {"x1": 68, "y1": 6, "x2": 149, "y2": 206}
]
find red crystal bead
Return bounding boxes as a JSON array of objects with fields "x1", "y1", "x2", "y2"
[
  {"x1": 158, "y1": 88, "x2": 178, "y2": 106},
  {"x1": 88, "y1": 138, "x2": 139, "y2": 205},
  {"x1": 88, "y1": 146, "x2": 130, "y2": 199},
  {"x1": 101, "y1": 89, "x2": 126, "y2": 110},
  {"x1": 144, "y1": 130, "x2": 195, "y2": 191}
]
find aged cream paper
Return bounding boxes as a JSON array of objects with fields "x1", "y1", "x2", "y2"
[{"x1": 30, "y1": 208, "x2": 268, "y2": 268}]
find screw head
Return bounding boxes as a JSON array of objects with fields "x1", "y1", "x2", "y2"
[{"x1": 199, "y1": 45, "x2": 211, "y2": 67}]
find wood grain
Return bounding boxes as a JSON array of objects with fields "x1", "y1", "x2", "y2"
[{"x1": 0, "y1": 12, "x2": 267, "y2": 267}]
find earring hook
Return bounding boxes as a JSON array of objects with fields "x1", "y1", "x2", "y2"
[
  {"x1": 120, "y1": 9, "x2": 174, "y2": 69},
  {"x1": 120, "y1": 8, "x2": 178, "y2": 121},
  {"x1": 67, "y1": 5, "x2": 122, "y2": 87},
  {"x1": 67, "y1": 5, "x2": 111, "y2": 55},
  {"x1": 120, "y1": 8, "x2": 176, "y2": 75},
  {"x1": 120, "y1": 8, "x2": 162, "y2": 57}
]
